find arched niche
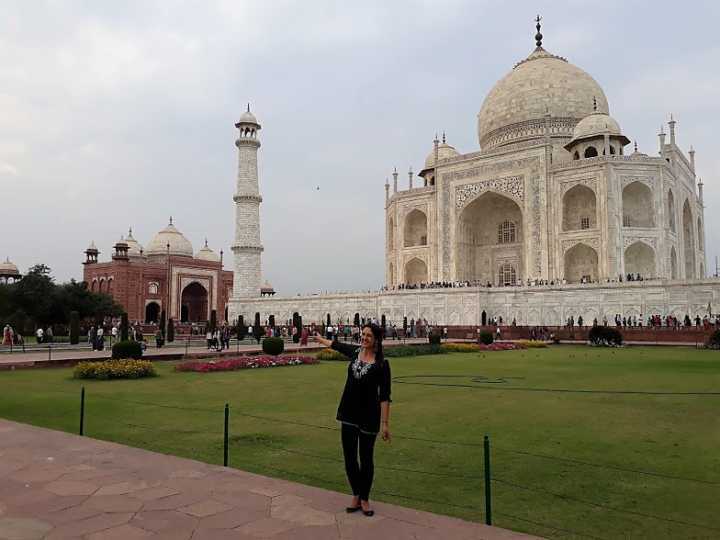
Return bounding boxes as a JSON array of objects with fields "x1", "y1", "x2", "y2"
[
  {"x1": 388, "y1": 217, "x2": 395, "y2": 250},
  {"x1": 497, "y1": 263, "x2": 517, "y2": 286},
  {"x1": 181, "y1": 282, "x2": 208, "y2": 322},
  {"x1": 667, "y1": 189, "x2": 676, "y2": 232},
  {"x1": 623, "y1": 182, "x2": 654, "y2": 227},
  {"x1": 624, "y1": 241, "x2": 656, "y2": 278},
  {"x1": 584, "y1": 146, "x2": 598, "y2": 158},
  {"x1": 682, "y1": 200, "x2": 696, "y2": 278},
  {"x1": 404, "y1": 209, "x2": 427, "y2": 247},
  {"x1": 564, "y1": 243, "x2": 599, "y2": 283},
  {"x1": 145, "y1": 302, "x2": 160, "y2": 323},
  {"x1": 669, "y1": 246, "x2": 678, "y2": 279},
  {"x1": 697, "y1": 217, "x2": 704, "y2": 251},
  {"x1": 404, "y1": 258, "x2": 427, "y2": 285},
  {"x1": 563, "y1": 185, "x2": 597, "y2": 231},
  {"x1": 455, "y1": 192, "x2": 523, "y2": 283}
]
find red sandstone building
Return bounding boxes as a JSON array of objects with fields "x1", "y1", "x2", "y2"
[{"x1": 82, "y1": 220, "x2": 234, "y2": 324}]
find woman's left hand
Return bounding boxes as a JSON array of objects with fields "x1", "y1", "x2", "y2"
[{"x1": 381, "y1": 425, "x2": 391, "y2": 442}]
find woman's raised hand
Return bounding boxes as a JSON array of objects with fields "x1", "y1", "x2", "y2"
[{"x1": 313, "y1": 332, "x2": 331, "y2": 347}]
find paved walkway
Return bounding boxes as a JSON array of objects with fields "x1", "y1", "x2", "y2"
[{"x1": 0, "y1": 420, "x2": 538, "y2": 539}]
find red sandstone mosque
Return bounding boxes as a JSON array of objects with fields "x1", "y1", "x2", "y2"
[{"x1": 82, "y1": 219, "x2": 234, "y2": 324}]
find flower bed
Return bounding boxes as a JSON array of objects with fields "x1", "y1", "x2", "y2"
[
  {"x1": 74, "y1": 359, "x2": 156, "y2": 380},
  {"x1": 477, "y1": 342, "x2": 525, "y2": 351},
  {"x1": 515, "y1": 339, "x2": 548, "y2": 348},
  {"x1": 175, "y1": 355, "x2": 318, "y2": 373}
]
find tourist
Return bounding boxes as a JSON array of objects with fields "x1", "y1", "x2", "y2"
[
  {"x1": 312, "y1": 323, "x2": 392, "y2": 517},
  {"x1": 45, "y1": 326, "x2": 53, "y2": 343},
  {"x1": 3, "y1": 324, "x2": 13, "y2": 345},
  {"x1": 88, "y1": 326, "x2": 96, "y2": 350},
  {"x1": 206, "y1": 328, "x2": 213, "y2": 349},
  {"x1": 35, "y1": 326, "x2": 44, "y2": 344},
  {"x1": 155, "y1": 329, "x2": 163, "y2": 348},
  {"x1": 300, "y1": 326, "x2": 308, "y2": 346}
]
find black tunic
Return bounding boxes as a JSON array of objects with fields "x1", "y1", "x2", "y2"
[{"x1": 332, "y1": 341, "x2": 392, "y2": 435}]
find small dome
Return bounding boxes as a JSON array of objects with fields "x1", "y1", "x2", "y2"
[
  {"x1": 572, "y1": 111, "x2": 622, "y2": 140},
  {"x1": 124, "y1": 228, "x2": 144, "y2": 257},
  {"x1": 195, "y1": 240, "x2": 221, "y2": 262},
  {"x1": 238, "y1": 105, "x2": 258, "y2": 125},
  {"x1": 145, "y1": 218, "x2": 194, "y2": 257},
  {"x1": 424, "y1": 141, "x2": 460, "y2": 169},
  {"x1": 0, "y1": 257, "x2": 19, "y2": 275},
  {"x1": 86, "y1": 241, "x2": 98, "y2": 252}
]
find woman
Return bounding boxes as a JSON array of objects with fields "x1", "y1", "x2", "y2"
[{"x1": 314, "y1": 323, "x2": 391, "y2": 516}]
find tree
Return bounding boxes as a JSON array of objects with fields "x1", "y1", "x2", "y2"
[
  {"x1": 69, "y1": 311, "x2": 80, "y2": 345},
  {"x1": 253, "y1": 312, "x2": 262, "y2": 343},
  {"x1": 167, "y1": 318, "x2": 175, "y2": 342},
  {"x1": 159, "y1": 310, "x2": 166, "y2": 337},
  {"x1": 120, "y1": 313, "x2": 129, "y2": 341},
  {"x1": 236, "y1": 315, "x2": 247, "y2": 341},
  {"x1": 268, "y1": 314, "x2": 275, "y2": 328}
]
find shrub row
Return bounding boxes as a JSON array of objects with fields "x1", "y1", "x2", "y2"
[
  {"x1": 588, "y1": 326, "x2": 623, "y2": 347},
  {"x1": 74, "y1": 359, "x2": 156, "y2": 380},
  {"x1": 384, "y1": 344, "x2": 443, "y2": 357},
  {"x1": 515, "y1": 339, "x2": 548, "y2": 348},
  {"x1": 111, "y1": 340, "x2": 143, "y2": 359}
]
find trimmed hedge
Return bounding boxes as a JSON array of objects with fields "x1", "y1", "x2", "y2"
[
  {"x1": 316, "y1": 348, "x2": 347, "y2": 361},
  {"x1": 707, "y1": 329, "x2": 720, "y2": 349},
  {"x1": 262, "y1": 337, "x2": 285, "y2": 356},
  {"x1": 440, "y1": 343, "x2": 479, "y2": 353},
  {"x1": 479, "y1": 331, "x2": 494, "y2": 345},
  {"x1": 74, "y1": 359, "x2": 156, "y2": 380},
  {"x1": 588, "y1": 326, "x2": 623, "y2": 347},
  {"x1": 111, "y1": 340, "x2": 143, "y2": 359},
  {"x1": 384, "y1": 344, "x2": 442, "y2": 357}
]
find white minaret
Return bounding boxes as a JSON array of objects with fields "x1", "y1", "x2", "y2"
[{"x1": 231, "y1": 105, "x2": 264, "y2": 302}]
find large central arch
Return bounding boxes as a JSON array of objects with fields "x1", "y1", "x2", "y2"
[
  {"x1": 455, "y1": 192, "x2": 523, "y2": 282},
  {"x1": 181, "y1": 282, "x2": 209, "y2": 322}
]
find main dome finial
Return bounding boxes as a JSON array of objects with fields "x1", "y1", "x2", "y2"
[{"x1": 534, "y1": 15, "x2": 543, "y2": 48}]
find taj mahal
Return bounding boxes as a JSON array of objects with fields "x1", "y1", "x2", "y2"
[{"x1": 228, "y1": 21, "x2": 719, "y2": 327}]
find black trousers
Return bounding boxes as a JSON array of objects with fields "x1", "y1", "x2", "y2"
[{"x1": 341, "y1": 423, "x2": 377, "y2": 501}]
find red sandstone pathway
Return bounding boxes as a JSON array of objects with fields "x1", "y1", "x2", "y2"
[{"x1": 0, "y1": 420, "x2": 538, "y2": 540}]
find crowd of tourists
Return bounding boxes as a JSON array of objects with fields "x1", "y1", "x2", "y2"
[{"x1": 561, "y1": 313, "x2": 720, "y2": 329}]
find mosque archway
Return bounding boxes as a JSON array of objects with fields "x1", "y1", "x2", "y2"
[
  {"x1": 564, "y1": 243, "x2": 598, "y2": 283},
  {"x1": 404, "y1": 210, "x2": 427, "y2": 247},
  {"x1": 145, "y1": 302, "x2": 160, "y2": 323},
  {"x1": 667, "y1": 190, "x2": 676, "y2": 232},
  {"x1": 404, "y1": 258, "x2": 427, "y2": 285},
  {"x1": 624, "y1": 242, "x2": 656, "y2": 278},
  {"x1": 181, "y1": 282, "x2": 209, "y2": 323},
  {"x1": 455, "y1": 192, "x2": 523, "y2": 283},
  {"x1": 670, "y1": 247, "x2": 678, "y2": 279},
  {"x1": 563, "y1": 185, "x2": 596, "y2": 231},
  {"x1": 622, "y1": 182, "x2": 654, "y2": 227},
  {"x1": 683, "y1": 200, "x2": 696, "y2": 278}
]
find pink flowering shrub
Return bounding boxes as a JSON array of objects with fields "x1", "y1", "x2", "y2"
[
  {"x1": 477, "y1": 342, "x2": 525, "y2": 351},
  {"x1": 175, "y1": 355, "x2": 318, "y2": 373}
]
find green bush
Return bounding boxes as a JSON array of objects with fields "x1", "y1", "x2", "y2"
[
  {"x1": 706, "y1": 329, "x2": 720, "y2": 349},
  {"x1": 111, "y1": 340, "x2": 143, "y2": 359},
  {"x1": 167, "y1": 318, "x2": 175, "y2": 342},
  {"x1": 428, "y1": 332, "x2": 442, "y2": 345},
  {"x1": 385, "y1": 344, "x2": 442, "y2": 357},
  {"x1": 588, "y1": 326, "x2": 623, "y2": 347},
  {"x1": 120, "y1": 313, "x2": 129, "y2": 341},
  {"x1": 479, "y1": 331, "x2": 494, "y2": 345},
  {"x1": 74, "y1": 359, "x2": 156, "y2": 380},
  {"x1": 316, "y1": 348, "x2": 347, "y2": 361},
  {"x1": 262, "y1": 337, "x2": 284, "y2": 356}
]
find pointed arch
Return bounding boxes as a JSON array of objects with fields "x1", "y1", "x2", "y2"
[
  {"x1": 683, "y1": 199, "x2": 696, "y2": 278},
  {"x1": 697, "y1": 217, "x2": 704, "y2": 251},
  {"x1": 667, "y1": 189, "x2": 676, "y2": 232},
  {"x1": 563, "y1": 185, "x2": 597, "y2": 231},
  {"x1": 404, "y1": 258, "x2": 427, "y2": 285},
  {"x1": 623, "y1": 182, "x2": 654, "y2": 227},
  {"x1": 584, "y1": 146, "x2": 598, "y2": 158},
  {"x1": 564, "y1": 243, "x2": 599, "y2": 283},
  {"x1": 388, "y1": 217, "x2": 395, "y2": 250},
  {"x1": 669, "y1": 246, "x2": 678, "y2": 279},
  {"x1": 404, "y1": 209, "x2": 427, "y2": 247},
  {"x1": 624, "y1": 241, "x2": 656, "y2": 278}
]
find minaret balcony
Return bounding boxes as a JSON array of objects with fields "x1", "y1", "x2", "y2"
[
  {"x1": 233, "y1": 194, "x2": 263, "y2": 203},
  {"x1": 231, "y1": 244, "x2": 264, "y2": 253}
]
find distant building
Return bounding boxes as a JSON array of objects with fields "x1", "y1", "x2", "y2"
[
  {"x1": 0, "y1": 257, "x2": 21, "y2": 284},
  {"x1": 82, "y1": 220, "x2": 233, "y2": 324}
]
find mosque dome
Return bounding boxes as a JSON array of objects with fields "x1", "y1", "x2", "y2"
[
  {"x1": 477, "y1": 46, "x2": 609, "y2": 150},
  {"x1": 124, "y1": 228, "x2": 144, "y2": 257},
  {"x1": 145, "y1": 219, "x2": 194, "y2": 257},
  {"x1": 195, "y1": 240, "x2": 221, "y2": 262},
  {"x1": 0, "y1": 257, "x2": 19, "y2": 276},
  {"x1": 571, "y1": 111, "x2": 622, "y2": 140},
  {"x1": 424, "y1": 139, "x2": 460, "y2": 169}
]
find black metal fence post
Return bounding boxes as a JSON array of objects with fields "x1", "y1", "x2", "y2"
[
  {"x1": 484, "y1": 434, "x2": 492, "y2": 525},
  {"x1": 79, "y1": 387, "x2": 85, "y2": 436},
  {"x1": 223, "y1": 403, "x2": 229, "y2": 466}
]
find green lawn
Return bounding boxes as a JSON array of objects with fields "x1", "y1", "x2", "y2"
[{"x1": 1, "y1": 346, "x2": 719, "y2": 539}]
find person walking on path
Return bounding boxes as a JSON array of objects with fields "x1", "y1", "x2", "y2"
[
  {"x1": 300, "y1": 326, "x2": 308, "y2": 347},
  {"x1": 313, "y1": 323, "x2": 392, "y2": 517}
]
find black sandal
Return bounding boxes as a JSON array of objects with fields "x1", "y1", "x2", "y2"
[
  {"x1": 362, "y1": 509, "x2": 374, "y2": 517},
  {"x1": 346, "y1": 505, "x2": 361, "y2": 513}
]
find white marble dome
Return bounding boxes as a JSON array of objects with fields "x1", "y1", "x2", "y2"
[
  {"x1": 195, "y1": 240, "x2": 220, "y2": 262},
  {"x1": 145, "y1": 219, "x2": 194, "y2": 257},
  {"x1": 477, "y1": 47, "x2": 609, "y2": 150},
  {"x1": 124, "y1": 228, "x2": 144, "y2": 257},
  {"x1": 0, "y1": 257, "x2": 19, "y2": 276},
  {"x1": 238, "y1": 109, "x2": 258, "y2": 124},
  {"x1": 571, "y1": 111, "x2": 622, "y2": 140},
  {"x1": 424, "y1": 141, "x2": 460, "y2": 169}
]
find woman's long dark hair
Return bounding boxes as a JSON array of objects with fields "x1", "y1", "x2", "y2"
[{"x1": 362, "y1": 323, "x2": 385, "y2": 366}]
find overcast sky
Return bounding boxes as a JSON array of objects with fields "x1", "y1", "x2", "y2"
[{"x1": 2, "y1": 1, "x2": 719, "y2": 294}]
